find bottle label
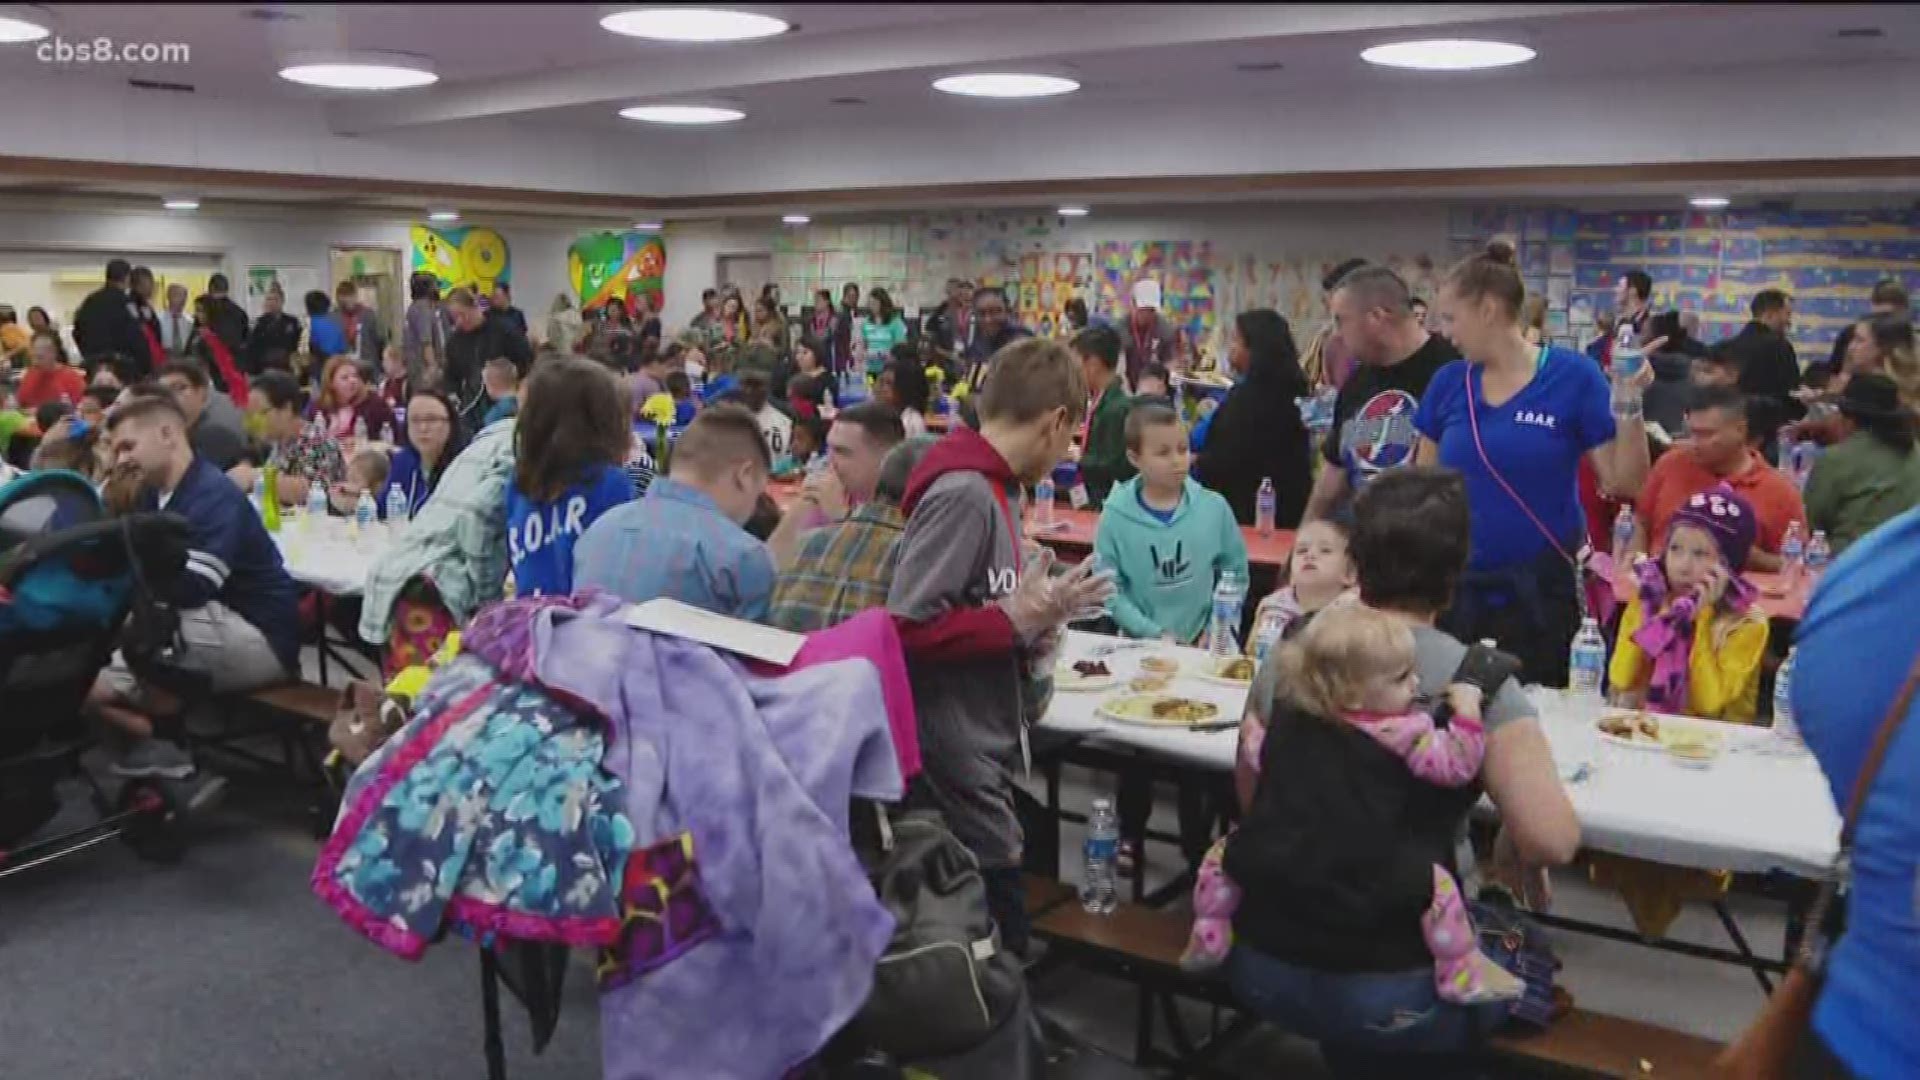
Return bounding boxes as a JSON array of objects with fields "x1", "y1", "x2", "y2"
[{"x1": 1084, "y1": 837, "x2": 1118, "y2": 861}]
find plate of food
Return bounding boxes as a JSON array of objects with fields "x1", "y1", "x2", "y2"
[
  {"x1": 1192, "y1": 654, "x2": 1257, "y2": 687},
  {"x1": 1595, "y1": 710, "x2": 1667, "y2": 749},
  {"x1": 1056, "y1": 658, "x2": 1121, "y2": 692},
  {"x1": 1097, "y1": 694, "x2": 1222, "y2": 728}
]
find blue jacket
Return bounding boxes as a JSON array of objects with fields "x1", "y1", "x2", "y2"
[
  {"x1": 1094, "y1": 476, "x2": 1249, "y2": 643},
  {"x1": 148, "y1": 455, "x2": 300, "y2": 670}
]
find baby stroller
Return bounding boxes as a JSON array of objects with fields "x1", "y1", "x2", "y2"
[{"x1": 0, "y1": 470, "x2": 196, "y2": 875}]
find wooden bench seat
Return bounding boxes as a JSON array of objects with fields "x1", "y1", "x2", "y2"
[
  {"x1": 1023, "y1": 875, "x2": 1725, "y2": 1078},
  {"x1": 244, "y1": 681, "x2": 338, "y2": 724},
  {"x1": 1491, "y1": 1008, "x2": 1725, "y2": 1078}
]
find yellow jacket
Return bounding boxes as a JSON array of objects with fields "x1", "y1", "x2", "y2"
[{"x1": 1609, "y1": 594, "x2": 1769, "y2": 722}]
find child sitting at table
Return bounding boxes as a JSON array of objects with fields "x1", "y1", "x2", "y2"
[
  {"x1": 1249, "y1": 514, "x2": 1357, "y2": 643},
  {"x1": 1609, "y1": 482, "x2": 1770, "y2": 722},
  {"x1": 506, "y1": 356, "x2": 636, "y2": 597},
  {"x1": 330, "y1": 447, "x2": 392, "y2": 517},
  {"x1": 665, "y1": 370, "x2": 699, "y2": 426},
  {"x1": 1184, "y1": 602, "x2": 1523, "y2": 1004},
  {"x1": 1094, "y1": 399, "x2": 1248, "y2": 644},
  {"x1": 774, "y1": 414, "x2": 826, "y2": 478}
]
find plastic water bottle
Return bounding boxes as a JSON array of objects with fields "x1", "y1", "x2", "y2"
[
  {"x1": 1568, "y1": 617, "x2": 1607, "y2": 711},
  {"x1": 305, "y1": 478, "x2": 329, "y2": 533},
  {"x1": 250, "y1": 472, "x2": 266, "y2": 516},
  {"x1": 1250, "y1": 602, "x2": 1287, "y2": 665},
  {"x1": 1081, "y1": 797, "x2": 1119, "y2": 915},
  {"x1": 1032, "y1": 475, "x2": 1056, "y2": 529},
  {"x1": 1610, "y1": 505, "x2": 1635, "y2": 570},
  {"x1": 1780, "y1": 521, "x2": 1805, "y2": 592},
  {"x1": 1773, "y1": 647, "x2": 1801, "y2": 746},
  {"x1": 1255, "y1": 477, "x2": 1276, "y2": 538},
  {"x1": 353, "y1": 490, "x2": 377, "y2": 539},
  {"x1": 1208, "y1": 572, "x2": 1243, "y2": 660},
  {"x1": 1610, "y1": 360, "x2": 1642, "y2": 421},
  {"x1": 385, "y1": 483, "x2": 409, "y2": 531},
  {"x1": 1804, "y1": 530, "x2": 1831, "y2": 585}
]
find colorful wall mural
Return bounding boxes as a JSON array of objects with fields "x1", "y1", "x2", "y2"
[
  {"x1": 569, "y1": 230, "x2": 667, "y2": 312},
  {"x1": 409, "y1": 225, "x2": 511, "y2": 295}
]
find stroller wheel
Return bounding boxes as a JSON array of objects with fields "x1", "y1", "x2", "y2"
[{"x1": 115, "y1": 781, "x2": 184, "y2": 865}]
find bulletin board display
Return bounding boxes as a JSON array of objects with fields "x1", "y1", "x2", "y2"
[
  {"x1": 569, "y1": 231, "x2": 666, "y2": 312},
  {"x1": 410, "y1": 225, "x2": 511, "y2": 295}
]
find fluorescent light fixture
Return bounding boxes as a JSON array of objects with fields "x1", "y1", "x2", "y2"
[
  {"x1": 933, "y1": 72, "x2": 1079, "y2": 98},
  {"x1": 1360, "y1": 39, "x2": 1535, "y2": 71},
  {"x1": 600, "y1": 8, "x2": 790, "y2": 42},
  {"x1": 1058, "y1": 206, "x2": 1090, "y2": 217},
  {"x1": 429, "y1": 209, "x2": 460, "y2": 222},
  {"x1": 279, "y1": 50, "x2": 438, "y2": 90},
  {"x1": 1689, "y1": 195, "x2": 1731, "y2": 209},
  {"x1": 619, "y1": 104, "x2": 745, "y2": 124},
  {"x1": 782, "y1": 214, "x2": 810, "y2": 225},
  {"x1": 634, "y1": 221, "x2": 664, "y2": 231},
  {"x1": 0, "y1": 6, "x2": 51, "y2": 43},
  {"x1": 162, "y1": 197, "x2": 199, "y2": 211}
]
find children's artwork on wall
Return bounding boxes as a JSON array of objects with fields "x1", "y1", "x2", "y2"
[
  {"x1": 410, "y1": 225, "x2": 511, "y2": 295},
  {"x1": 1017, "y1": 251, "x2": 1091, "y2": 331},
  {"x1": 569, "y1": 231, "x2": 667, "y2": 312},
  {"x1": 1094, "y1": 241, "x2": 1220, "y2": 351}
]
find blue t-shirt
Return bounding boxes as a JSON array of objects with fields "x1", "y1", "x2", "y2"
[
  {"x1": 505, "y1": 463, "x2": 634, "y2": 597},
  {"x1": 1412, "y1": 347, "x2": 1616, "y2": 571},
  {"x1": 1136, "y1": 485, "x2": 1180, "y2": 525},
  {"x1": 1796, "y1": 507, "x2": 1920, "y2": 1078}
]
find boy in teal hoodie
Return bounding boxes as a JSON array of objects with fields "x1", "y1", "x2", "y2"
[{"x1": 1095, "y1": 400, "x2": 1248, "y2": 643}]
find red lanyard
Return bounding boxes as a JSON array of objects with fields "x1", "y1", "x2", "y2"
[{"x1": 988, "y1": 482, "x2": 1024, "y2": 573}]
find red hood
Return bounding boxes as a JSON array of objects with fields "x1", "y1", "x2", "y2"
[{"x1": 899, "y1": 425, "x2": 1018, "y2": 518}]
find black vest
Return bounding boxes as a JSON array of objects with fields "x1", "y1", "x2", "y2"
[{"x1": 1224, "y1": 699, "x2": 1481, "y2": 973}]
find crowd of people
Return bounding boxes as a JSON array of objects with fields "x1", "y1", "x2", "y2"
[{"x1": 3, "y1": 244, "x2": 1917, "y2": 1078}]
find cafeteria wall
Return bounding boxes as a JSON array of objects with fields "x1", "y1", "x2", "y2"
[{"x1": 0, "y1": 198, "x2": 577, "y2": 335}]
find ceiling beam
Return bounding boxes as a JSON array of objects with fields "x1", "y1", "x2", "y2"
[
  {"x1": 325, "y1": 2, "x2": 1664, "y2": 135},
  {"x1": 4, "y1": 152, "x2": 1914, "y2": 219}
]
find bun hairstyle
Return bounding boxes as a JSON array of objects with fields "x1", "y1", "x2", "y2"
[{"x1": 1445, "y1": 240, "x2": 1525, "y2": 317}]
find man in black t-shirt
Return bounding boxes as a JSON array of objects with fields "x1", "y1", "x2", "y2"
[{"x1": 1303, "y1": 265, "x2": 1459, "y2": 522}]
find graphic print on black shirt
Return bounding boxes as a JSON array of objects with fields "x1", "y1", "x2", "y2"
[{"x1": 1323, "y1": 333, "x2": 1458, "y2": 487}]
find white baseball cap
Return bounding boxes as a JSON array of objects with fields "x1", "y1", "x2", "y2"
[{"x1": 1131, "y1": 279, "x2": 1162, "y2": 309}]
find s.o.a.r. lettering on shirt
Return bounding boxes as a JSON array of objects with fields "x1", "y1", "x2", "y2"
[
  {"x1": 509, "y1": 494, "x2": 589, "y2": 563},
  {"x1": 1515, "y1": 410, "x2": 1558, "y2": 430}
]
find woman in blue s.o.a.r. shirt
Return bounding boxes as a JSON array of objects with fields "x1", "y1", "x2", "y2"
[
  {"x1": 1790, "y1": 506, "x2": 1920, "y2": 1079},
  {"x1": 1413, "y1": 242, "x2": 1649, "y2": 686}
]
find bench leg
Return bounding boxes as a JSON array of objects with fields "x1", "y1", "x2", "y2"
[
  {"x1": 1711, "y1": 900, "x2": 1775, "y2": 995},
  {"x1": 1133, "y1": 979, "x2": 1155, "y2": 1065},
  {"x1": 481, "y1": 949, "x2": 508, "y2": 1080}
]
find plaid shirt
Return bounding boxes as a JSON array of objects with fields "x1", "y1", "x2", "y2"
[
  {"x1": 573, "y1": 476, "x2": 775, "y2": 619},
  {"x1": 766, "y1": 502, "x2": 907, "y2": 633}
]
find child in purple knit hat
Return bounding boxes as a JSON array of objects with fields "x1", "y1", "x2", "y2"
[{"x1": 1609, "y1": 482, "x2": 1772, "y2": 721}]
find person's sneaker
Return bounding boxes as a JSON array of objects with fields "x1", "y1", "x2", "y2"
[{"x1": 111, "y1": 739, "x2": 196, "y2": 781}]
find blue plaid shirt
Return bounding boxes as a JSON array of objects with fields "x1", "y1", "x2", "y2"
[{"x1": 573, "y1": 476, "x2": 775, "y2": 620}]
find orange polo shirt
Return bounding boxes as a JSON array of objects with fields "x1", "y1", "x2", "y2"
[{"x1": 1636, "y1": 446, "x2": 1805, "y2": 556}]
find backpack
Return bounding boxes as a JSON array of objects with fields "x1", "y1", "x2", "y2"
[{"x1": 852, "y1": 809, "x2": 1023, "y2": 1060}]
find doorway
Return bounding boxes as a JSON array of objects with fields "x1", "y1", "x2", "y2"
[
  {"x1": 329, "y1": 246, "x2": 404, "y2": 341},
  {"x1": 716, "y1": 253, "x2": 771, "y2": 302}
]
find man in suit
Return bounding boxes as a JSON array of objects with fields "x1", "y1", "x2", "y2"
[{"x1": 157, "y1": 283, "x2": 194, "y2": 358}]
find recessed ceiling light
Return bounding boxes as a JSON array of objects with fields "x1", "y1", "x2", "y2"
[
  {"x1": 162, "y1": 197, "x2": 200, "y2": 211},
  {"x1": 0, "y1": 6, "x2": 51, "y2": 42},
  {"x1": 429, "y1": 209, "x2": 460, "y2": 222},
  {"x1": 600, "y1": 8, "x2": 790, "y2": 43},
  {"x1": 1058, "y1": 206, "x2": 1090, "y2": 217},
  {"x1": 1234, "y1": 61, "x2": 1285, "y2": 73},
  {"x1": 933, "y1": 72, "x2": 1079, "y2": 99},
  {"x1": 782, "y1": 214, "x2": 810, "y2": 225},
  {"x1": 1835, "y1": 27, "x2": 1884, "y2": 39},
  {"x1": 278, "y1": 50, "x2": 438, "y2": 91},
  {"x1": 829, "y1": 96, "x2": 867, "y2": 106},
  {"x1": 1689, "y1": 196, "x2": 1731, "y2": 209},
  {"x1": 634, "y1": 221, "x2": 663, "y2": 231},
  {"x1": 1360, "y1": 39, "x2": 1535, "y2": 71},
  {"x1": 619, "y1": 104, "x2": 745, "y2": 124}
]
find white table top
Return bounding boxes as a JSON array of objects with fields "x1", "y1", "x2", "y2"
[
  {"x1": 1040, "y1": 631, "x2": 1842, "y2": 879},
  {"x1": 272, "y1": 517, "x2": 391, "y2": 598}
]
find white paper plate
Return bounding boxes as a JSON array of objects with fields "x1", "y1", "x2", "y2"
[
  {"x1": 1055, "y1": 669, "x2": 1121, "y2": 692},
  {"x1": 1188, "y1": 659, "x2": 1256, "y2": 688},
  {"x1": 1095, "y1": 694, "x2": 1224, "y2": 728}
]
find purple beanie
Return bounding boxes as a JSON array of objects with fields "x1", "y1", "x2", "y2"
[{"x1": 1667, "y1": 482, "x2": 1758, "y2": 570}]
